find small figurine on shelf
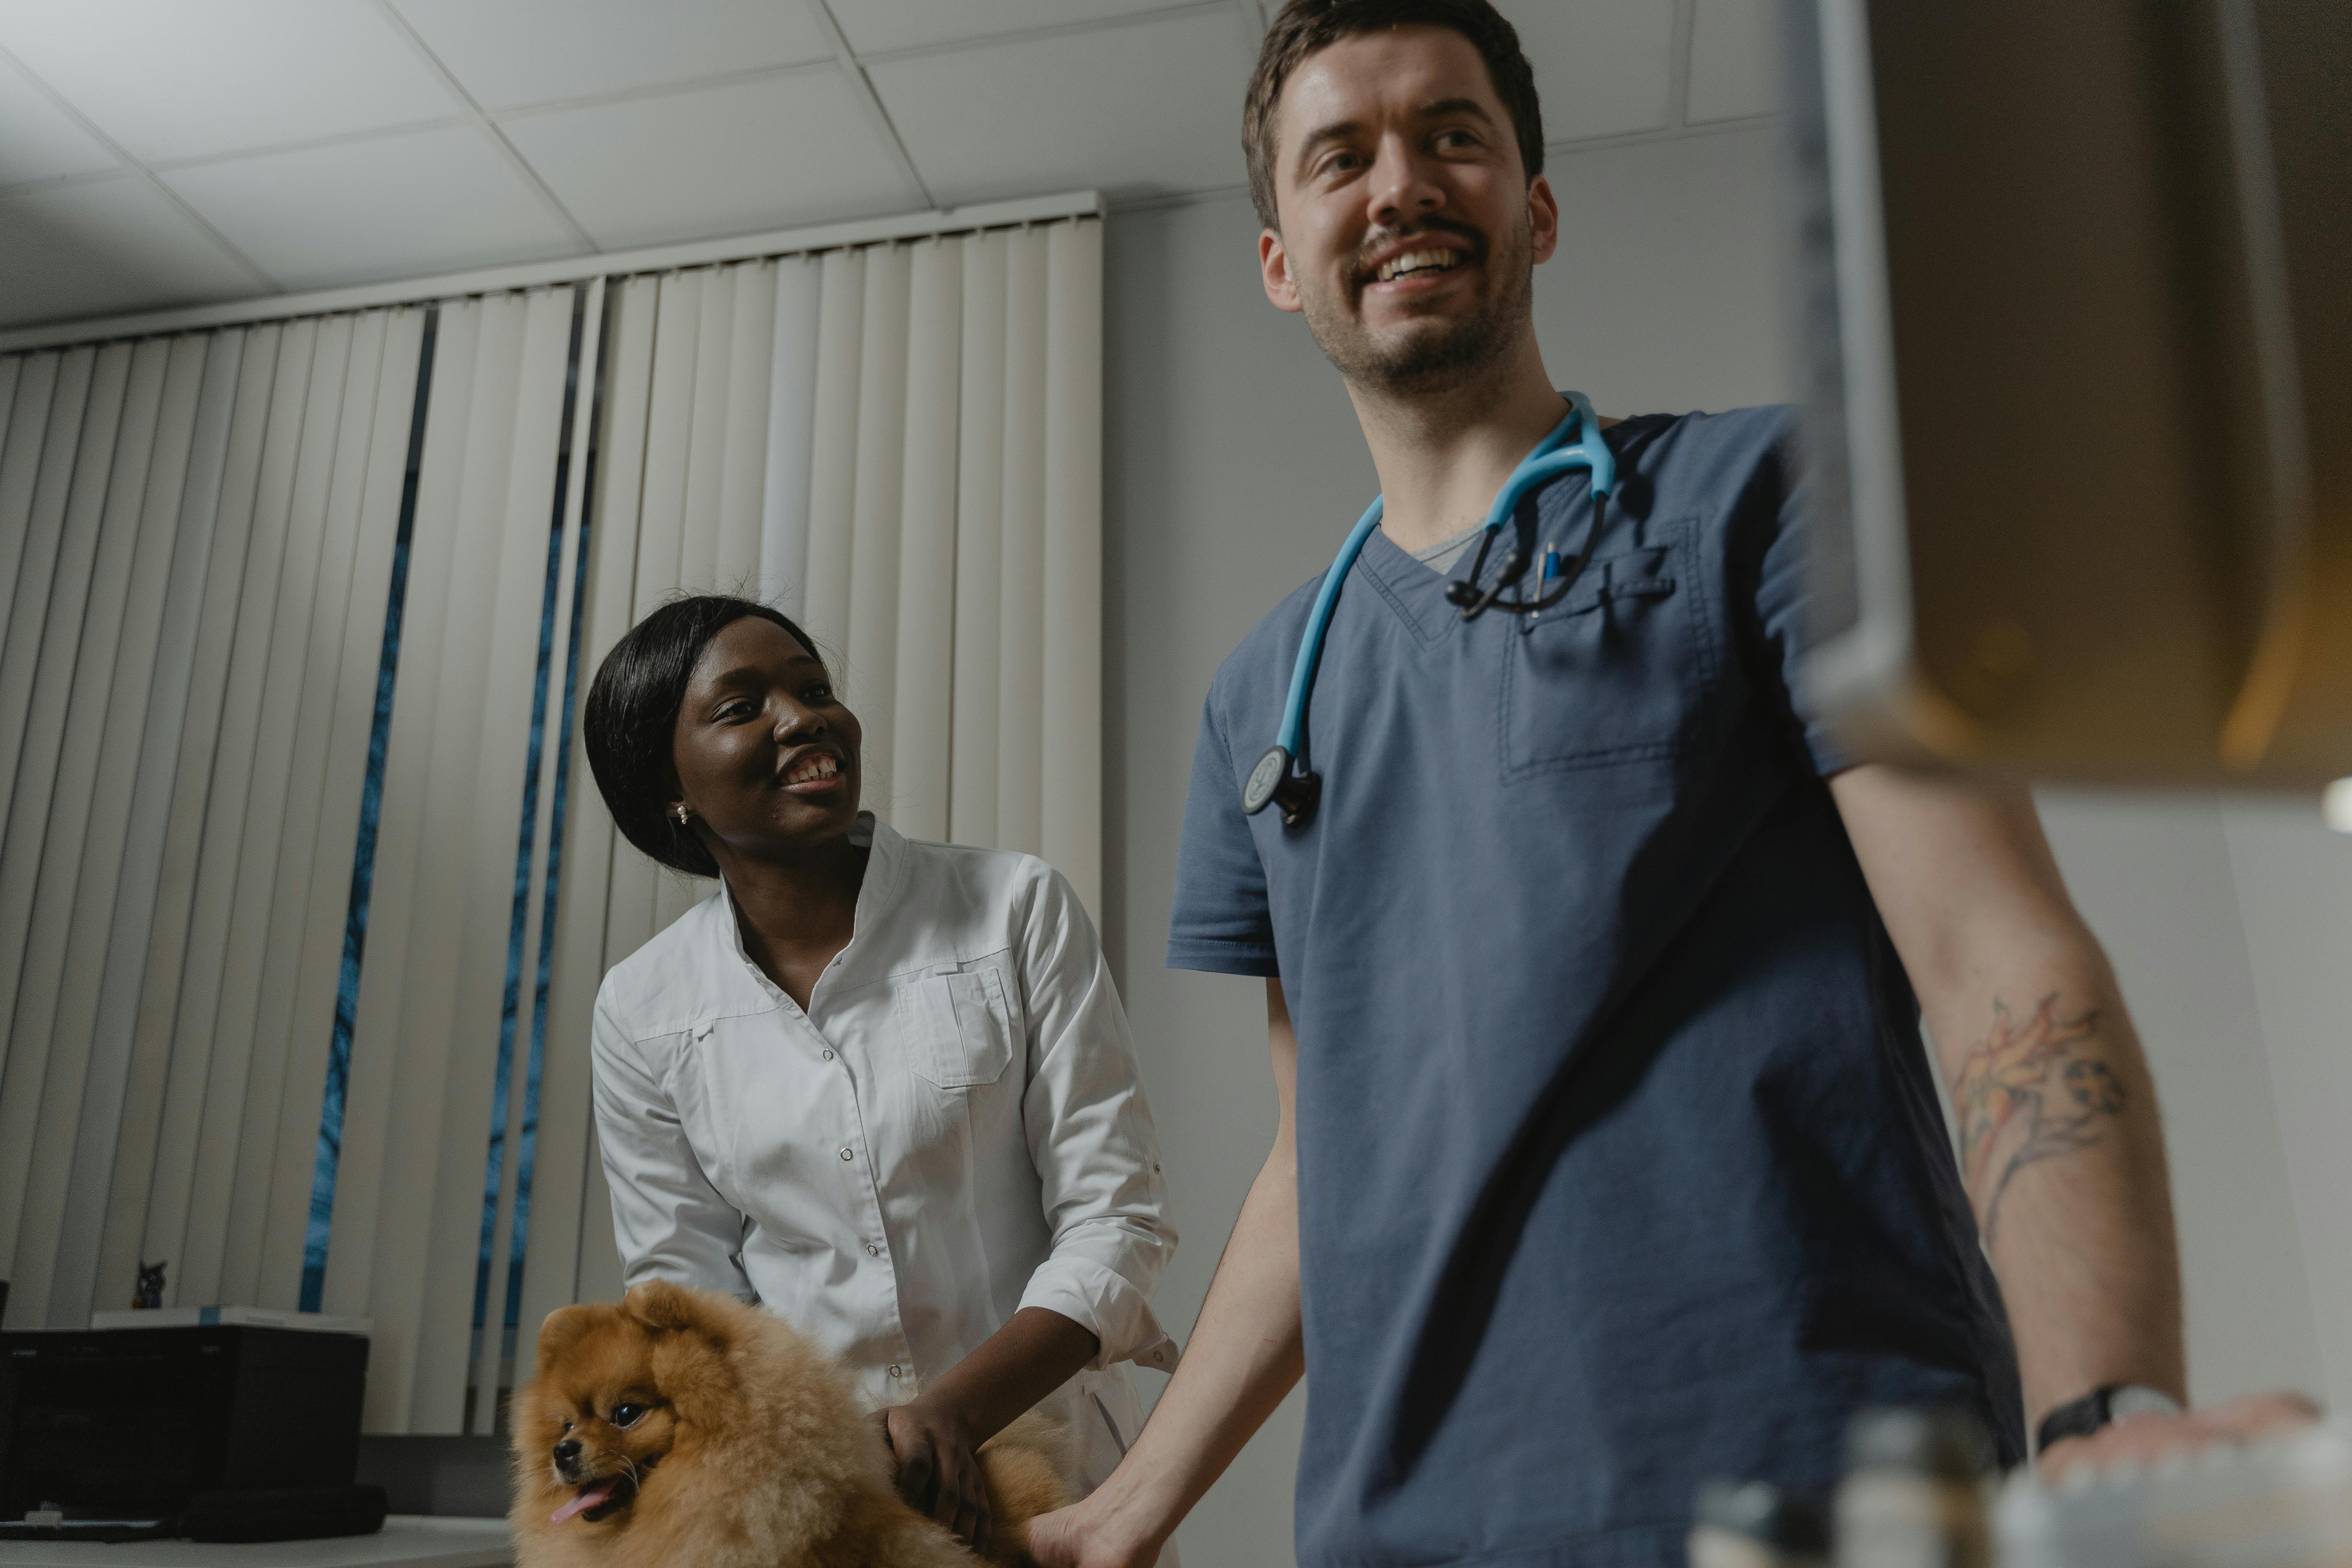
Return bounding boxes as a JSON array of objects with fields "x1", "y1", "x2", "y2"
[{"x1": 132, "y1": 1260, "x2": 165, "y2": 1310}]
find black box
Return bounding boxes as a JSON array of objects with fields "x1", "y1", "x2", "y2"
[{"x1": 0, "y1": 1326, "x2": 369, "y2": 1521}]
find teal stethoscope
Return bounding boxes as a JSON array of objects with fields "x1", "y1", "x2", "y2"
[{"x1": 1241, "y1": 391, "x2": 1617, "y2": 829}]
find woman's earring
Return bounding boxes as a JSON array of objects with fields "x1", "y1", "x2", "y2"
[{"x1": 672, "y1": 803, "x2": 691, "y2": 826}]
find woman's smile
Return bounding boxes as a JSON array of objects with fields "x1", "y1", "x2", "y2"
[{"x1": 779, "y1": 746, "x2": 846, "y2": 793}]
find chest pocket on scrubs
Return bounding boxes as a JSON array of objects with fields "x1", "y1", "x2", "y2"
[
  {"x1": 900, "y1": 962, "x2": 1017, "y2": 1089},
  {"x1": 1501, "y1": 527, "x2": 1711, "y2": 781}
]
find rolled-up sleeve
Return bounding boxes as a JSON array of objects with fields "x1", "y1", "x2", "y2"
[
  {"x1": 590, "y1": 992, "x2": 756, "y2": 1302},
  {"x1": 1011, "y1": 868, "x2": 1181, "y2": 1372}
]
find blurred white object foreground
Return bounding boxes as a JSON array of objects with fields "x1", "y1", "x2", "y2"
[{"x1": 2000, "y1": 1421, "x2": 2352, "y2": 1568}]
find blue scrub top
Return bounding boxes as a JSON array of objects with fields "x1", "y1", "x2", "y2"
[{"x1": 1169, "y1": 406, "x2": 2024, "y2": 1568}]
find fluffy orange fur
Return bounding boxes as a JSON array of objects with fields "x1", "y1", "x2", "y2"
[{"x1": 510, "y1": 1281, "x2": 1067, "y2": 1568}]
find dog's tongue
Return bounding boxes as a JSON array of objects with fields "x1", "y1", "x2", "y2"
[{"x1": 550, "y1": 1480, "x2": 616, "y2": 1525}]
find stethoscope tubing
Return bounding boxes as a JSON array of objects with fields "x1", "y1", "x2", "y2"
[{"x1": 1270, "y1": 391, "x2": 1614, "y2": 763}]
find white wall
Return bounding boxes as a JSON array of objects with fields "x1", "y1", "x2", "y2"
[
  {"x1": 1102, "y1": 120, "x2": 2343, "y2": 1566},
  {"x1": 2031, "y1": 792, "x2": 2331, "y2": 1408}
]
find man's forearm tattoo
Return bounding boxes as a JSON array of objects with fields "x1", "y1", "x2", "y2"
[{"x1": 1952, "y1": 995, "x2": 2126, "y2": 1243}]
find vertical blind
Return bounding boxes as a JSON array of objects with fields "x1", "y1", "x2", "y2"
[{"x1": 0, "y1": 212, "x2": 1104, "y2": 1436}]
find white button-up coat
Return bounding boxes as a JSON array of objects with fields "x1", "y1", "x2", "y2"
[{"x1": 590, "y1": 815, "x2": 1178, "y2": 1487}]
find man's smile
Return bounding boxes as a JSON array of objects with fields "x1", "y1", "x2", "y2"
[
  {"x1": 1372, "y1": 248, "x2": 1463, "y2": 282},
  {"x1": 1350, "y1": 227, "x2": 1486, "y2": 305}
]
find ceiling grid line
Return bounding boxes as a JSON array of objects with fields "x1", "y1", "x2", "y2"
[
  {"x1": 803, "y1": 0, "x2": 935, "y2": 212},
  {"x1": 371, "y1": 0, "x2": 599, "y2": 255},
  {"x1": 0, "y1": 38, "x2": 281, "y2": 294},
  {"x1": 142, "y1": 117, "x2": 475, "y2": 176},
  {"x1": 851, "y1": 0, "x2": 1232, "y2": 68},
  {"x1": 0, "y1": 165, "x2": 141, "y2": 200},
  {"x1": 477, "y1": 61, "x2": 840, "y2": 126}
]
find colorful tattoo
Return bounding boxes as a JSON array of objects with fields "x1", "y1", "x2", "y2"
[{"x1": 1952, "y1": 995, "x2": 2125, "y2": 1243}]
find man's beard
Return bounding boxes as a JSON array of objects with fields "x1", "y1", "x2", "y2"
[{"x1": 1298, "y1": 209, "x2": 1536, "y2": 396}]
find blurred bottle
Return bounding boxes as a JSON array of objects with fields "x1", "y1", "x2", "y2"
[
  {"x1": 1834, "y1": 1407, "x2": 1994, "y2": 1568},
  {"x1": 1691, "y1": 1479, "x2": 1830, "y2": 1568}
]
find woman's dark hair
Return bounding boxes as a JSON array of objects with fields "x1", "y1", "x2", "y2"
[
  {"x1": 583, "y1": 595, "x2": 824, "y2": 878},
  {"x1": 1242, "y1": 0, "x2": 1544, "y2": 233}
]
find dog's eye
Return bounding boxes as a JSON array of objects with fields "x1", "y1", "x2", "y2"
[
  {"x1": 611, "y1": 1403, "x2": 646, "y2": 1428},
  {"x1": 561, "y1": 1420, "x2": 573, "y2": 1434}
]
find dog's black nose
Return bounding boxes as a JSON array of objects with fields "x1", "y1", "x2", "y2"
[{"x1": 553, "y1": 1438, "x2": 582, "y2": 1471}]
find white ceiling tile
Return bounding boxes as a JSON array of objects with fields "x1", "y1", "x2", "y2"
[
  {"x1": 0, "y1": 50, "x2": 119, "y2": 185},
  {"x1": 1498, "y1": 0, "x2": 1673, "y2": 144},
  {"x1": 500, "y1": 69, "x2": 914, "y2": 249},
  {"x1": 390, "y1": 0, "x2": 830, "y2": 111},
  {"x1": 161, "y1": 124, "x2": 583, "y2": 291},
  {"x1": 0, "y1": 0, "x2": 459, "y2": 164},
  {"x1": 1688, "y1": 0, "x2": 1776, "y2": 123},
  {"x1": 833, "y1": 0, "x2": 1181, "y2": 58},
  {"x1": 0, "y1": 176, "x2": 257, "y2": 329},
  {"x1": 871, "y1": 9, "x2": 1252, "y2": 205}
]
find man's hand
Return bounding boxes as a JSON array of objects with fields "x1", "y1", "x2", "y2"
[
  {"x1": 880, "y1": 1398, "x2": 992, "y2": 1553},
  {"x1": 1024, "y1": 1489, "x2": 1167, "y2": 1568},
  {"x1": 1030, "y1": 977, "x2": 1309, "y2": 1563},
  {"x1": 2037, "y1": 1392, "x2": 2323, "y2": 1481}
]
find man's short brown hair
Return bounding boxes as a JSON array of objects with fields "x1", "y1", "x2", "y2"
[{"x1": 1242, "y1": 0, "x2": 1546, "y2": 232}]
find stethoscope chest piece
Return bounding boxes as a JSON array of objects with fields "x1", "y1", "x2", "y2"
[
  {"x1": 1243, "y1": 393, "x2": 1613, "y2": 835},
  {"x1": 1244, "y1": 745, "x2": 1321, "y2": 828}
]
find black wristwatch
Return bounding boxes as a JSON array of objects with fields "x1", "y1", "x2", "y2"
[{"x1": 2034, "y1": 1383, "x2": 2182, "y2": 1455}]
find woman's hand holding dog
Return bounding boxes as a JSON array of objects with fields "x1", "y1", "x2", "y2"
[
  {"x1": 881, "y1": 1397, "x2": 995, "y2": 1554},
  {"x1": 877, "y1": 1308, "x2": 1102, "y2": 1552}
]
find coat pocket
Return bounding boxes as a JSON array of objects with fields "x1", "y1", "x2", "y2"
[
  {"x1": 901, "y1": 963, "x2": 1016, "y2": 1089},
  {"x1": 1500, "y1": 528, "x2": 1710, "y2": 781}
]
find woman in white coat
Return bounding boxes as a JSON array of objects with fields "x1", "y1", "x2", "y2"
[{"x1": 581, "y1": 595, "x2": 1178, "y2": 1557}]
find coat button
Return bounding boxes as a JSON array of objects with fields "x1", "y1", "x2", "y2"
[
  {"x1": 865, "y1": 1243, "x2": 880, "y2": 1257},
  {"x1": 821, "y1": 1048, "x2": 835, "y2": 1060},
  {"x1": 889, "y1": 1365, "x2": 903, "y2": 1378},
  {"x1": 838, "y1": 1147, "x2": 854, "y2": 1161}
]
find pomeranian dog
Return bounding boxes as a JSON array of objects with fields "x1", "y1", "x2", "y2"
[{"x1": 510, "y1": 1280, "x2": 1067, "y2": 1568}]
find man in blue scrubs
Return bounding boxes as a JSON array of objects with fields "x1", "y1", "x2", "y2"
[{"x1": 1031, "y1": 4, "x2": 2314, "y2": 1565}]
